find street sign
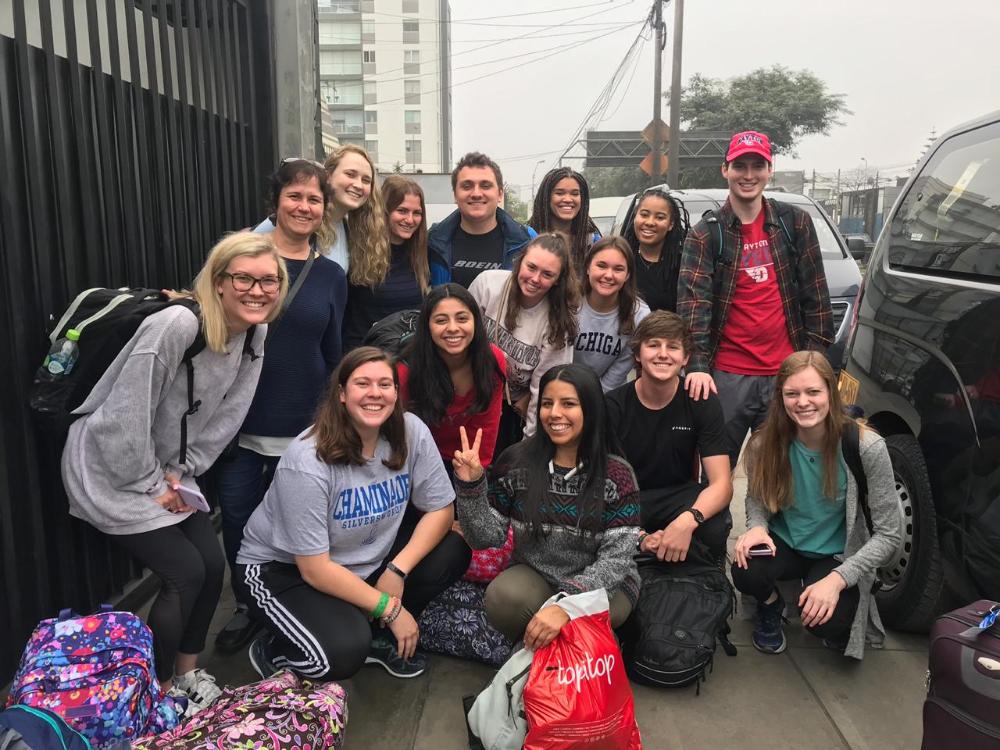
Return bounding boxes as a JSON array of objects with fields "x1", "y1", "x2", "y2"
[
  {"x1": 582, "y1": 130, "x2": 730, "y2": 169},
  {"x1": 642, "y1": 119, "x2": 670, "y2": 145},
  {"x1": 640, "y1": 152, "x2": 668, "y2": 177}
]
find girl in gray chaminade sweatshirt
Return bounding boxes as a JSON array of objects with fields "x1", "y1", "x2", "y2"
[
  {"x1": 469, "y1": 233, "x2": 580, "y2": 446},
  {"x1": 573, "y1": 236, "x2": 650, "y2": 392},
  {"x1": 60, "y1": 232, "x2": 287, "y2": 713},
  {"x1": 731, "y1": 351, "x2": 902, "y2": 660}
]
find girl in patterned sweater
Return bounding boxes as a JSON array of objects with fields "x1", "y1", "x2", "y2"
[{"x1": 452, "y1": 363, "x2": 641, "y2": 649}]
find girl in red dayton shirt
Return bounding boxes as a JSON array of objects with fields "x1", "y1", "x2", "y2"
[{"x1": 397, "y1": 283, "x2": 506, "y2": 475}]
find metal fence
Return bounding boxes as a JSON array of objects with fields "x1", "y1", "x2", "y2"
[{"x1": 0, "y1": 0, "x2": 275, "y2": 681}]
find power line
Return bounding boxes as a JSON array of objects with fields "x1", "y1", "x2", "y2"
[{"x1": 354, "y1": 0, "x2": 640, "y2": 25}]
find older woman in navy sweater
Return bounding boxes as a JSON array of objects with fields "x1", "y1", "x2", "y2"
[{"x1": 213, "y1": 159, "x2": 348, "y2": 652}]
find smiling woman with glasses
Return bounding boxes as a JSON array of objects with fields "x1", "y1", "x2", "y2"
[
  {"x1": 60, "y1": 232, "x2": 284, "y2": 714},
  {"x1": 211, "y1": 158, "x2": 351, "y2": 656}
]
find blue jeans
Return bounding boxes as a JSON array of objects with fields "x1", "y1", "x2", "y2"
[{"x1": 215, "y1": 446, "x2": 280, "y2": 602}]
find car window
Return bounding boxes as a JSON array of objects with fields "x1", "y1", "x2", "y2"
[
  {"x1": 888, "y1": 120, "x2": 1000, "y2": 281},
  {"x1": 593, "y1": 216, "x2": 614, "y2": 236},
  {"x1": 799, "y1": 204, "x2": 847, "y2": 261},
  {"x1": 674, "y1": 199, "x2": 718, "y2": 225}
]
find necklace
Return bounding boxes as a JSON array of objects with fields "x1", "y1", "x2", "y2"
[{"x1": 638, "y1": 247, "x2": 661, "y2": 268}]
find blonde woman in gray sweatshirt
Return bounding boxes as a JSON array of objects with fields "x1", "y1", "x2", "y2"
[{"x1": 61, "y1": 232, "x2": 287, "y2": 712}]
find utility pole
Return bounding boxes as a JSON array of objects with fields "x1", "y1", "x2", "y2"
[
  {"x1": 649, "y1": 0, "x2": 665, "y2": 188},
  {"x1": 666, "y1": 0, "x2": 683, "y2": 187}
]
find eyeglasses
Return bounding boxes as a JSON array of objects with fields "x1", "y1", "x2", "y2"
[
  {"x1": 222, "y1": 272, "x2": 282, "y2": 294},
  {"x1": 281, "y1": 156, "x2": 325, "y2": 169}
]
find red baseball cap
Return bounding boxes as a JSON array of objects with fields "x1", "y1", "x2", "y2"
[{"x1": 726, "y1": 131, "x2": 772, "y2": 163}]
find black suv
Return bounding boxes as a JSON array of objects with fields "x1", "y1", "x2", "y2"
[
  {"x1": 612, "y1": 187, "x2": 863, "y2": 369},
  {"x1": 839, "y1": 111, "x2": 1000, "y2": 630}
]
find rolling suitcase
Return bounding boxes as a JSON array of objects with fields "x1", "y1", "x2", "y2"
[{"x1": 922, "y1": 600, "x2": 1000, "y2": 749}]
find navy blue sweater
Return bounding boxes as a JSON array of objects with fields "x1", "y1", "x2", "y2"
[{"x1": 241, "y1": 255, "x2": 347, "y2": 437}]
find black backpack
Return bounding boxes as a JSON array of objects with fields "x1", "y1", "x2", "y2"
[
  {"x1": 29, "y1": 287, "x2": 256, "y2": 464},
  {"x1": 623, "y1": 543, "x2": 737, "y2": 693},
  {"x1": 703, "y1": 198, "x2": 798, "y2": 263},
  {"x1": 360, "y1": 308, "x2": 420, "y2": 357}
]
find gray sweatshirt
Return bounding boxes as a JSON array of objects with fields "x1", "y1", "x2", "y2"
[
  {"x1": 745, "y1": 428, "x2": 902, "y2": 659},
  {"x1": 61, "y1": 306, "x2": 265, "y2": 535},
  {"x1": 573, "y1": 297, "x2": 650, "y2": 391}
]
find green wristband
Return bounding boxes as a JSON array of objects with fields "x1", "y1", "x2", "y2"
[{"x1": 371, "y1": 592, "x2": 390, "y2": 620}]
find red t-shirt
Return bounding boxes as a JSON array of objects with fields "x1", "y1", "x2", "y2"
[
  {"x1": 397, "y1": 344, "x2": 506, "y2": 467},
  {"x1": 715, "y1": 210, "x2": 794, "y2": 375}
]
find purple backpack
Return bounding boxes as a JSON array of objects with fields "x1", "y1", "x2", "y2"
[
  {"x1": 132, "y1": 670, "x2": 348, "y2": 749},
  {"x1": 6, "y1": 607, "x2": 179, "y2": 748}
]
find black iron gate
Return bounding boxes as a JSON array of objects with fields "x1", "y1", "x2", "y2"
[{"x1": 0, "y1": 0, "x2": 276, "y2": 681}]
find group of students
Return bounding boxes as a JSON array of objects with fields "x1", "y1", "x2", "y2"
[{"x1": 57, "y1": 129, "x2": 902, "y2": 717}]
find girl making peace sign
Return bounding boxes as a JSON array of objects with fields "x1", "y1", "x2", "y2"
[{"x1": 452, "y1": 364, "x2": 641, "y2": 649}]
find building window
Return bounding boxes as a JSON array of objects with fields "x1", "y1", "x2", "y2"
[
  {"x1": 402, "y1": 0, "x2": 419, "y2": 12},
  {"x1": 319, "y1": 0, "x2": 361, "y2": 12},
  {"x1": 332, "y1": 110, "x2": 364, "y2": 135},
  {"x1": 364, "y1": 110, "x2": 378, "y2": 134},
  {"x1": 319, "y1": 50, "x2": 362, "y2": 75},
  {"x1": 404, "y1": 110, "x2": 421, "y2": 135},
  {"x1": 319, "y1": 22, "x2": 360, "y2": 45},
  {"x1": 324, "y1": 80, "x2": 362, "y2": 105},
  {"x1": 363, "y1": 80, "x2": 377, "y2": 105},
  {"x1": 362, "y1": 50, "x2": 376, "y2": 64},
  {"x1": 365, "y1": 140, "x2": 379, "y2": 161},
  {"x1": 404, "y1": 79, "x2": 420, "y2": 105},
  {"x1": 362, "y1": 19, "x2": 375, "y2": 42},
  {"x1": 402, "y1": 20, "x2": 420, "y2": 44},
  {"x1": 403, "y1": 49, "x2": 420, "y2": 75},
  {"x1": 406, "y1": 139, "x2": 422, "y2": 165}
]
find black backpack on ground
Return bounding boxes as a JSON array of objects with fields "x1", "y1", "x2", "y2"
[
  {"x1": 623, "y1": 542, "x2": 737, "y2": 693},
  {"x1": 29, "y1": 287, "x2": 256, "y2": 464},
  {"x1": 360, "y1": 308, "x2": 420, "y2": 357}
]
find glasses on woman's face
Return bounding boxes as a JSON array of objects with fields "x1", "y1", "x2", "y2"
[{"x1": 222, "y1": 272, "x2": 281, "y2": 294}]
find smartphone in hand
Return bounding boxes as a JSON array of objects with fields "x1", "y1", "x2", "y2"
[{"x1": 747, "y1": 543, "x2": 774, "y2": 558}]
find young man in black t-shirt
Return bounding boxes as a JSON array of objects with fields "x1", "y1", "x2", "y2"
[
  {"x1": 427, "y1": 152, "x2": 536, "y2": 288},
  {"x1": 606, "y1": 311, "x2": 733, "y2": 559}
]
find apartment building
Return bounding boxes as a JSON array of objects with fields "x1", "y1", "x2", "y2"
[{"x1": 317, "y1": 0, "x2": 452, "y2": 173}]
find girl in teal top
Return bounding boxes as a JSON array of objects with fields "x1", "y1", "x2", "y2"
[{"x1": 730, "y1": 351, "x2": 902, "y2": 659}]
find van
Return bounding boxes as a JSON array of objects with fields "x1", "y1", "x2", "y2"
[{"x1": 839, "y1": 110, "x2": 1000, "y2": 630}]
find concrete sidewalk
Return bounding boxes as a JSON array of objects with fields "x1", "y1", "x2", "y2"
[{"x1": 202, "y1": 474, "x2": 928, "y2": 749}]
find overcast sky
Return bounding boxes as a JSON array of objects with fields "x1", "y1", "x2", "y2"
[{"x1": 446, "y1": 0, "x2": 1000, "y2": 199}]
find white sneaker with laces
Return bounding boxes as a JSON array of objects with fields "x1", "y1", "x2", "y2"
[
  {"x1": 172, "y1": 668, "x2": 223, "y2": 708},
  {"x1": 167, "y1": 686, "x2": 205, "y2": 720}
]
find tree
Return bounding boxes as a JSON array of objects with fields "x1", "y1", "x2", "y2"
[
  {"x1": 673, "y1": 66, "x2": 850, "y2": 158},
  {"x1": 503, "y1": 184, "x2": 529, "y2": 222}
]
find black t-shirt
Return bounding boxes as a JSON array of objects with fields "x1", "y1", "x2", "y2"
[
  {"x1": 342, "y1": 244, "x2": 424, "y2": 350},
  {"x1": 605, "y1": 378, "x2": 728, "y2": 491},
  {"x1": 635, "y1": 247, "x2": 681, "y2": 313},
  {"x1": 450, "y1": 224, "x2": 505, "y2": 288}
]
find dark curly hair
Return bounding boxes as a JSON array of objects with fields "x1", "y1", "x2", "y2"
[{"x1": 528, "y1": 167, "x2": 599, "y2": 273}]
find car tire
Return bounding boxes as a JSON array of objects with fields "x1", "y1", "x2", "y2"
[{"x1": 875, "y1": 433, "x2": 945, "y2": 632}]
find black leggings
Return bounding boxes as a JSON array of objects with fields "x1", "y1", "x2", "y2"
[
  {"x1": 113, "y1": 512, "x2": 225, "y2": 681},
  {"x1": 730, "y1": 533, "x2": 860, "y2": 643},
  {"x1": 239, "y1": 529, "x2": 470, "y2": 681}
]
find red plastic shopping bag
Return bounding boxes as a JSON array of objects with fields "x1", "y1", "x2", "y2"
[{"x1": 523, "y1": 589, "x2": 642, "y2": 749}]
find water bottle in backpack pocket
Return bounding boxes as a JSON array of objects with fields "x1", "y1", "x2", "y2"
[{"x1": 5, "y1": 607, "x2": 180, "y2": 748}]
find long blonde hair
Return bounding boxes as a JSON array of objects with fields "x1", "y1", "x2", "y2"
[
  {"x1": 746, "y1": 350, "x2": 854, "y2": 513},
  {"x1": 188, "y1": 233, "x2": 288, "y2": 353},
  {"x1": 320, "y1": 144, "x2": 390, "y2": 288}
]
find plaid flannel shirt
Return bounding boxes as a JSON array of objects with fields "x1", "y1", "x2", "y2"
[{"x1": 678, "y1": 197, "x2": 834, "y2": 373}]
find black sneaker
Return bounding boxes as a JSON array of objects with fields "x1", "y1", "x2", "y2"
[
  {"x1": 751, "y1": 590, "x2": 788, "y2": 654},
  {"x1": 248, "y1": 634, "x2": 278, "y2": 680},
  {"x1": 215, "y1": 605, "x2": 262, "y2": 653},
  {"x1": 365, "y1": 635, "x2": 427, "y2": 678}
]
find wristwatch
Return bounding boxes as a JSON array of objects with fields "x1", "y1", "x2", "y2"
[
  {"x1": 684, "y1": 508, "x2": 706, "y2": 526},
  {"x1": 386, "y1": 561, "x2": 408, "y2": 580}
]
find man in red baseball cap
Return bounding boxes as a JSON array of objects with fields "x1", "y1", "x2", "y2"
[{"x1": 677, "y1": 129, "x2": 834, "y2": 470}]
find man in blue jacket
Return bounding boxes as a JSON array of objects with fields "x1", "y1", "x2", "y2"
[{"x1": 428, "y1": 152, "x2": 536, "y2": 287}]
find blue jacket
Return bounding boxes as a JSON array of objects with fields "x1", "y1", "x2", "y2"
[{"x1": 427, "y1": 207, "x2": 537, "y2": 286}]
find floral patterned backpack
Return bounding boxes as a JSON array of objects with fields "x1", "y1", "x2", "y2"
[
  {"x1": 6, "y1": 607, "x2": 179, "y2": 749},
  {"x1": 132, "y1": 670, "x2": 347, "y2": 750}
]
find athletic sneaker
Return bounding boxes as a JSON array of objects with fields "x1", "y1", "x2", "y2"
[
  {"x1": 166, "y1": 687, "x2": 199, "y2": 720},
  {"x1": 365, "y1": 634, "x2": 427, "y2": 678},
  {"x1": 172, "y1": 667, "x2": 223, "y2": 708},
  {"x1": 752, "y1": 590, "x2": 788, "y2": 654},
  {"x1": 248, "y1": 633, "x2": 279, "y2": 680}
]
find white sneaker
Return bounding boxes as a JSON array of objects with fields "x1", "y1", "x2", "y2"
[
  {"x1": 172, "y1": 668, "x2": 223, "y2": 708},
  {"x1": 167, "y1": 686, "x2": 205, "y2": 720}
]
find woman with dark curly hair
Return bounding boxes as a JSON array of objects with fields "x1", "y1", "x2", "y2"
[
  {"x1": 623, "y1": 188, "x2": 690, "y2": 313},
  {"x1": 528, "y1": 167, "x2": 600, "y2": 273}
]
